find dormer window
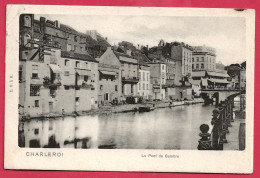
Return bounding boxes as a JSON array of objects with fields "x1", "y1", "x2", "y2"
[
  {"x1": 24, "y1": 34, "x2": 31, "y2": 47},
  {"x1": 24, "y1": 15, "x2": 31, "y2": 27}
]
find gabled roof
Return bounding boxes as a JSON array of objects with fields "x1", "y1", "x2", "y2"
[
  {"x1": 61, "y1": 51, "x2": 98, "y2": 63},
  {"x1": 113, "y1": 51, "x2": 137, "y2": 64},
  {"x1": 134, "y1": 53, "x2": 151, "y2": 66}
]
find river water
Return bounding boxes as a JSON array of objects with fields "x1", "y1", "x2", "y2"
[{"x1": 19, "y1": 103, "x2": 220, "y2": 150}]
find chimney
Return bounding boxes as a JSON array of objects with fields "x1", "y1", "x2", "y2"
[
  {"x1": 146, "y1": 45, "x2": 149, "y2": 50},
  {"x1": 126, "y1": 49, "x2": 132, "y2": 56},
  {"x1": 54, "y1": 20, "x2": 60, "y2": 28},
  {"x1": 40, "y1": 17, "x2": 46, "y2": 33}
]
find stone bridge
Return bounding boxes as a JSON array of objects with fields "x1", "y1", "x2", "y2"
[{"x1": 200, "y1": 89, "x2": 245, "y2": 106}]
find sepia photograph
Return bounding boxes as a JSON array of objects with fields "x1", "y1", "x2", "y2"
[
  {"x1": 4, "y1": 5, "x2": 254, "y2": 173},
  {"x1": 18, "y1": 13, "x2": 246, "y2": 150}
]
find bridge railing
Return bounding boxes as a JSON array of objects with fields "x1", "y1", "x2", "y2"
[{"x1": 198, "y1": 98, "x2": 234, "y2": 150}]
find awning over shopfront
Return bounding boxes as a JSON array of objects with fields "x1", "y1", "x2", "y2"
[
  {"x1": 75, "y1": 69, "x2": 92, "y2": 76},
  {"x1": 201, "y1": 78, "x2": 208, "y2": 86},
  {"x1": 207, "y1": 71, "x2": 230, "y2": 78},
  {"x1": 99, "y1": 70, "x2": 116, "y2": 76},
  {"x1": 208, "y1": 78, "x2": 230, "y2": 84},
  {"x1": 49, "y1": 64, "x2": 61, "y2": 73}
]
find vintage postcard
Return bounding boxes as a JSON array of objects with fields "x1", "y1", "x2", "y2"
[{"x1": 4, "y1": 5, "x2": 255, "y2": 173}]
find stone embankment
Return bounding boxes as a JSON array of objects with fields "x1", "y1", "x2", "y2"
[{"x1": 20, "y1": 98, "x2": 204, "y2": 120}]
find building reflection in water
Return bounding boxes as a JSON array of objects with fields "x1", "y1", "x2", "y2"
[
  {"x1": 20, "y1": 115, "x2": 99, "y2": 149},
  {"x1": 19, "y1": 102, "x2": 241, "y2": 150}
]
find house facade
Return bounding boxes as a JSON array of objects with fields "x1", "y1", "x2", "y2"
[
  {"x1": 97, "y1": 47, "x2": 122, "y2": 105},
  {"x1": 19, "y1": 14, "x2": 99, "y2": 118},
  {"x1": 149, "y1": 62, "x2": 167, "y2": 100},
  {"x1": 192, "y1": 45, "x2": 216, "y2": 71},
  {"x1": 114, "y1": 51, "x2": 139, "y2": 97}
]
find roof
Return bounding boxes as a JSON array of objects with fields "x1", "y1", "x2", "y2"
[
  {"x1": 113, "y1": 51, "x2": 137, "y2": 64},
  {"x1": 61, "y1": 51, "x2": 98, "y2": 63},
  {"x1": 190, "y1": 79, "x2": 201, "y2": 85},
  {"x1": 99, "y1": 70, "x2": 116, "y2": 76},
  {"x1": 208, "y1": 78, "x2": 230, "y2": 84},
  {"x1": 207, "y1": 71, "x2": 229, "y2": 78},
  {"x1": 134, "y1": 53, "x2": 151, "y2": 66},
  {"x1": 192, "y1": 71, "x2": 206, "y2": 77},
  {"x1": 48, "y1": 64, "x2": 61, "y2": 73},
  {"x1": 75, "y1": 69, "x2": 92, "y2": 76}
]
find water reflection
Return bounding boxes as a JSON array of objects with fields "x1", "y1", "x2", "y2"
[{"x1": 19, "y1": 104, "x2": 221, "y2": 150}]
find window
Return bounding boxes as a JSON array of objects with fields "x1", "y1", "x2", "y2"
[
  {"x1": 100, "y1": 85, "x2": 103, "y2": 90},
  {"x1": 74, "y1": 45, "x2": 77, "y2": 52},
  {"x1": 196, "y1": 64, "x2": 199, "y2": 69},
  {"x1": 34, "y1": 128, "x2": 39, "y2": 135},
  {"x1": 80, "y1": 47, "x2": 83, "y2": 52},
  {"x1": 19, "y1": 65, "x2": 23, "y2": 82},
  {"x1": 143, "y1": 72, "x2": 145, "y2": 81},
  {"x1": 32, "y1": 65, "x2": 38, "y2": 78},
  {"x1": 115, "y1": 85, "x2": 118, "y2": 91},
  {"x1": 196, "y1": 57, "x2": 199, "y2": 62},
  {"x1": 192, "y1": 64, "x2": 194, "y2": 69},
  {"x1": 65, "y1": 59, "x2": 69, "y2": 66},
  {"x1": 50, "y1": 88, "x2": 57, "y2": 97},
  {"x1": 192, "y1": 57, "x2": 194, "y2": 62},
  {"x1": 76, "y1": 61, "x2": 80, "y2": 68},
  {"x1": 67, "y1": 44, "x2": 72, "y2": 51},
  {"x1": 24, "y1": 15, "x2": 31, "y2": 27},
  {"x1": 139, "y1": 83, "x2": 141, "y2": 90},
  {"x1": 143, "y1": 83, "x2": 145, "y2": 90},
  {"x1": 35, "y1": 100, "x2": 39, "y2": 107},
  {"x1": 24, "y1": 34, "x2": 31, "y2": 47},
  {"x1": 74, "y1": 36, "x2": 78, "y2": 42},
  {"x1": 76, "y1": 97, "x2": 80, "y2": 102},
  {"x1": 162, "y1": 65, "x2": 164, "y2": 70},
  {"x1": 201, "y1": 63, "x2": 204, "y2": 69},
  {"x1": 30, "y1": 85, "x2": 40, "y2": 96},
  {"x1": 84, "y1": 76, "x2": 88, "y2": 82},
  {"x1": 64, "y1": 71, "x2": 69, "y2": 76},
  {"x1": 64, "y1": 86, "x2": 70, "y2": 90},
  {"x1": 32, "y1": 73, "x2": 38, "y2": 78},
  {"x1": 49, "y1": 120, "x2": 53, "y2": 131},
  {"x1": 201, "y1": 57, "x2": 204, "y2": 62}
]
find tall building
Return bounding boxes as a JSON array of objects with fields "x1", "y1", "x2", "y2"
[
  {"x1": 170, "y1": 42, "x2": 193, "y2": 85},
  {"x1": 113, "y1": 50, "x2": 139, "y2": 97},
  {"x1": 97, "y1": 47, "x2": 122, "y2": 105},
  {"x1": 192, "y1": 45, "x2": 216, "y2": 71},
  {"x1": 136, "y1": 53, "x2": 151, "y2": 99},
  {"x1": 149, "y1": 62, "x2": 167, "y2": 100},
  {"x1": 19, "y1": 14, "x2": 99, "y2": 118}
]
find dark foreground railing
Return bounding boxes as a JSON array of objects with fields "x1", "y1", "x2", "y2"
[{"x1": 198, "y1": 98, "x2": 234, "y2": 150}]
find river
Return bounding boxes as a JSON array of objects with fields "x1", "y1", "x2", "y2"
[{"x1": 19, "y1": 103, "x2": 224, "y2": 150}]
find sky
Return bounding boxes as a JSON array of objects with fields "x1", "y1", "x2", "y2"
[{"x1": 35, "y1": 14, "x2": 246, "y2": 65}]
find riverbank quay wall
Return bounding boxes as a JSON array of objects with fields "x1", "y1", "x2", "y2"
[{"x1": 166, "y1": 86, "x2": 192, "y2": 100}]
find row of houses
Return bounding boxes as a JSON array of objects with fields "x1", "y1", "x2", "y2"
[{"x1": 19, "y1": 14, "x2": 244, "y2": 118}]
